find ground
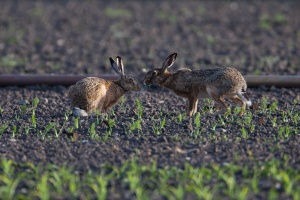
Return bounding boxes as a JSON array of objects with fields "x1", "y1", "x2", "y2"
[{"x1": 0, "y1": 1, "x2": 300, "y2": 199}]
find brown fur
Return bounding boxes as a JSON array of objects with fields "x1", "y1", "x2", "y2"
[
  {"x1": 69, "y1": 56, "x2": 141, "y2": 116},
  {"x1": 144, "y1": 53, "x2": 251, "y2": 116}
]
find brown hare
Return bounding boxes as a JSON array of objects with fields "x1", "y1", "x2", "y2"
[
  {"x1": 143, "y1": 53, "x2": 251, "y2": 117},
  {"x1": 69, "y1": 56, "x2": 142, "y2": 116}
]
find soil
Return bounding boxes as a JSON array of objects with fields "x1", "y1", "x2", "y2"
[
  {"x1": 0, "y1": 1, "x2": 299, "y2": 75},
  {"x1": 0, "y1": 85, "x2": 300, "y2": 172},
  {"x1": 0, "y1": 1, "x2": 300, "y2": 199}
]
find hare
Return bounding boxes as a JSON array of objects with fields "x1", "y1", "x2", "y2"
[
  {"x1": 69, "y1": 56, "x2": 142, "y2": 116},
  {"x1": 143, "y1": 53, "x2": 251, "y2": 117}
]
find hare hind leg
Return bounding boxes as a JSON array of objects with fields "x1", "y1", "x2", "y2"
[
  {"x1": 206, "y1": 86, "x2": 228, "y2": 115},
  {"x1": 211, "y1": 95, "x2": 228, "y2": 116}
]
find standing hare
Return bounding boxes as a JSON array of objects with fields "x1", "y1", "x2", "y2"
[
  {"x1": 69, "y1": 56, "x2": 142, "y2": 116},
  {"x1": 143, "y1": 53, "x2": 251, "y2": 116}
]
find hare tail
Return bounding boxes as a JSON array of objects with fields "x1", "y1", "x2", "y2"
[{"x1": 238, "y1": 89, "x2": 252, "y2": 107}]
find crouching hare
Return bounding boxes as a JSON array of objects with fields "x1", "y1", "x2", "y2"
[
  {"x1": 69, "y1": 56, "x2": 142, "y2": 116},
  {"x1": 143, "y1": 53, "x2": 251, "y2": 116}
]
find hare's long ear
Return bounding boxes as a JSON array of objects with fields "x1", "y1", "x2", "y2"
[
  {"x1": 109, "y1": 56, "x2": 125, "y2": 77},
  {"x1": 161, "y1": 53, "x2": 177, "y2": 71}
]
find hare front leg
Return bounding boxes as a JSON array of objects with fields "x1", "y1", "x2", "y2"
[
  {"x1": 187, "y1": 96, "x2": 198, "y2": 117},
  {"x1": 229, "y1": 95, "x2": 246, "y2": 116}
]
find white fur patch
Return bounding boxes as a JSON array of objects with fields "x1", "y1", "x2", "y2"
[
  {"x1": 238, "y1": 92, "x2": 252, "y2": 107},
  {"x1": 73, "y1": 107, "x2": 88, "y2": 117},
  {"x1": 246, "y1": 100, "x2": 252, "y2": 107}
]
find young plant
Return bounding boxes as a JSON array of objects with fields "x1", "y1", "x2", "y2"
[
  {"x1": 12, "y1": 125, "x2": 17, "y2": 138},
  {"x1": 152, "y1": 117, "x2": 166, "y2": 135},
  {"x1": 271, "y1": 117, "x2": 277, "y2": 127},
  {"x1": 89, "y1": 123, "x2": 97, "y2": 139},
  {"x1": 194, "y1": 113, "x2": 201, "y2": 128},
  {"x1": 177, "y1": 113, "x2": 183, "y2": 124},
  {"x1": 135, "y1": 98, "x2": 143, "y2": 119},
  {"x1": 129, "y1": 119, "x2": 142, "y2": 133},
  {"x1": 241, "y1": 127, "x2": 248, "y2": 139},
  {"x1": 0, "y1": 123, "x2": 8, "y2": 138}
]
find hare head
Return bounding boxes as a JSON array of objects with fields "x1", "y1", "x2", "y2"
[
  {"x1": 110, "y1": 56, "x2": 142, "y2": 92},
  {"x1": 144, "y1": 53, "x2": 177, "y2": 86}
]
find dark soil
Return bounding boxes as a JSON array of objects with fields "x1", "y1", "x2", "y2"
[
  {"x1": 0, "y1": 1, "x2": 300, "y2": 199},
  {"x1": 0, "y1": 1, "x2": 299, "y2": 75},
  {"x1": 0, "y1": 85, "x2": 300, "y2": 172}
]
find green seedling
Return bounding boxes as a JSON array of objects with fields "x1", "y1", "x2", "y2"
[
  {"x1": 34, "y1": 173, "x2": 50, "y2": 200},
  {"x1": 241, "y1": 127, "x2": 248, "y2": 139},
  {"x1": 156, "y1": 11, "x2": 177, "y2": 23},
  {"x1": 269, "y1": 101, "x2": 278, "y2": 113},
  {"x1": 152, "y1": 117, "x2": 166, "y2": 135},
  {"x1": 274, "y1": 12, "x2": 287, "y2": 24},
  {"x1": 135, "y1": 98, "x2": 143, "y2": 119},
  {"x1": 88, "y1": 175, "x2": 108, "y2": 200},
  {"x1": 1, "y1": 158, "x2": 300, "y2": 199},
  {"x1": 249, "y1": 124, "x2": 255, "y2": 133},
  {"x1": 177, "y1": 113, "x2": 183, "y2": 124},
  {"x1": 89, "y1": 123, "x2": 97, "y2": 139},
  {"x1": 31, "y1": 111, "x2": 37, "y2": 129},
  {"x1": 12, "y1": 125, "x2": 17, "y2": 138},
  {"x1": 32, "y1": 97, "x2": 40, "y2": 110},
  {"x1": 129, "y1": 119, "x2": 142, "y2": 133},
  {"x1": 0, "y1": 123, "x2": 8, "y2": 138},
  {"x1": 21, "y1": 103, "x2": 27, "y2": 117},
  {"x1": 206, "y1": 34, "x2": 215, "y2": 45},
  {"x1": 194, "y1": 113, "x2": 201, "y2": 128},
  {"x1": 210, "y1": 122, "x2": 217, "y2": 131},
  {"x1": 259, "y1": 14, "x2": 271, "y2": 30},
  {"x1": 74, "y1": 117, "x2": 79, "y2": 129},
  {"x1": 272, "y1": 117, "x2": 277, "y2": 127},
  {"x1": 104, "y1": 7, "x2": 132, "y2": 18}
]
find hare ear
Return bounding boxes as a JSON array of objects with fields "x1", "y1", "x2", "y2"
[
  {"x1": 161, "y1": 53, "x2": 177, "y2": 71},
  {"x1": 116, "y1": 56, "x2": 125, "y2": 76},
  {"x1": 109, "y1": 56, "x2": 124, "y2": 77}
]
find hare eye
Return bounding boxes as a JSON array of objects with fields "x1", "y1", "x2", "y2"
[
  {"x1": 152, "y1": 71, "x2": 158, "y2": 76},
  {"x1": 129, "y1": 78, "x2": 134, "y2": 82}
]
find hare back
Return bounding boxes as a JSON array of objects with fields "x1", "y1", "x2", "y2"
[
  {"x1": 69, "y1": 77, "x2": 109, "y2": 113},
  {"x1": 165, "y1": 67, "x2": 224, "y2": 91},
  {"x1": 204, "y1": 67, "x2": 247, "y2": 95}
]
